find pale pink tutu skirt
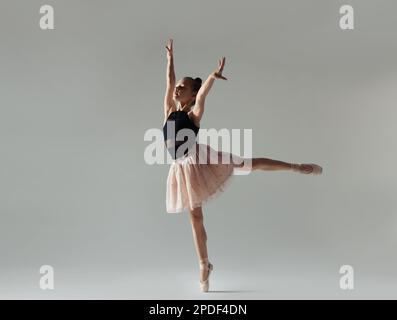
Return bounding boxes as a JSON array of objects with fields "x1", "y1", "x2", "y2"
[{"x1": 166, "y1": 142, "x2": 245, "y2": 213}]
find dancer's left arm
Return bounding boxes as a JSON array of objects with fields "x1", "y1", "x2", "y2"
[{"x1": 192, "y1": 57, "x2": 228, "y2": 121}]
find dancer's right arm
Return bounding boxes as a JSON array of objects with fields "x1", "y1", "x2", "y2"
[{"x1": 164, "y1": 39, "x2": 176, "y2": 118}]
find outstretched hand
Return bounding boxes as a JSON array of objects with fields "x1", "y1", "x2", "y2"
[
  {"x1": 213, "y1": 57, "x2": 228, "y2": 80},
  {"x1": 165, "y1": 38, "x2": 173, "y2": 59}
]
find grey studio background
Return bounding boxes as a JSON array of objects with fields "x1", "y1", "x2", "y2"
[{"x1": 0, "y1": 0, "x2": 396, "y2": 299}]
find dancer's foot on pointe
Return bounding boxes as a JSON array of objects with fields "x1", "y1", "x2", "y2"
[{"x1": 199, "y1": 258, "x2": 213, "y2": 292}]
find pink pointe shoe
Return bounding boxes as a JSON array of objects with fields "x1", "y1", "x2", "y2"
[
  {"x1": 199, "y1": 258, "x2": 213, "y2": 293},
  {"x1": 291, "y1": 163, "x2": 323, "y2": 175}
]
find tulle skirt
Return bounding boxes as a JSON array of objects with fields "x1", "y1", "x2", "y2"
[{"x1": 166, "y1": 142, "x2": 245, "y2": 213}]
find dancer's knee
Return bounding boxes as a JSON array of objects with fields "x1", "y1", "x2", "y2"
[
  {"x1": 189, "y1": 206, "x2": 203, "y2": 223},
  {"x1": 233, "y1": 158, "x2": 254, "y2": 171}
]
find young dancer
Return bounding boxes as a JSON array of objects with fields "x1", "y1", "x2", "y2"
[{"x1": 162, "y1": 39, "x2": 322, "y2": 292}]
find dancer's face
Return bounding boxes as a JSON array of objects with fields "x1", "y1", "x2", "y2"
[{"x1": 173, "y1": 78, "x2": 196, "y2": 105}]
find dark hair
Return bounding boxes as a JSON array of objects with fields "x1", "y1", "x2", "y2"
[
  {"x1": 192, "y1": 77, "x2": 202, "y2": 92},
  {"x1": 184, "y1": 76, "x2": 202, "y2": 93}
]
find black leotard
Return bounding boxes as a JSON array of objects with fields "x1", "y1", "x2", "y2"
[{"x1": 163, "y1": 110, "x2": 200, "y2": 160}]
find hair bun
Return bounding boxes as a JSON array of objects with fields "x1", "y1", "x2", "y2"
[{"x1": 195, "y1": 77, "x2": 202, "y2": 85}]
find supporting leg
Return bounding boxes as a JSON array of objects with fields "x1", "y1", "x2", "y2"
[{"x1": 189, "y1": 206, "x2": 210, "y2": 282}]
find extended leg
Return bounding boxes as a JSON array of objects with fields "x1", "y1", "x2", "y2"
[
  {"x1": 233, "y1": 157, "x2": 322, "y2": 174},
  {"x1": 233, "y1": 157, "x2": 293, "y2": 171}
]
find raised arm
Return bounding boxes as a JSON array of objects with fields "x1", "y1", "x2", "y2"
[
  {"x1": 192, "y1": 57, "x2": 228, "y2": 122},
  {"x1": 164, "y1": 39, "x2": 177, "y2": 118}
]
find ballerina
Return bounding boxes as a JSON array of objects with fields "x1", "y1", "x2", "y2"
[{"x1": 162, "y1": 38, "x2": 323, "y2": 292}]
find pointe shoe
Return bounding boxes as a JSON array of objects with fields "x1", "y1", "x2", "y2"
[
  {"x1": 305, "y1": 163, "x2": 323, "y2": 175},
  {"x1": 292, "y1": 163, "x2": 323, "y2": 175},
  {"x1": 199, "y1": 259, "x2": 213, "y2": 293}
]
